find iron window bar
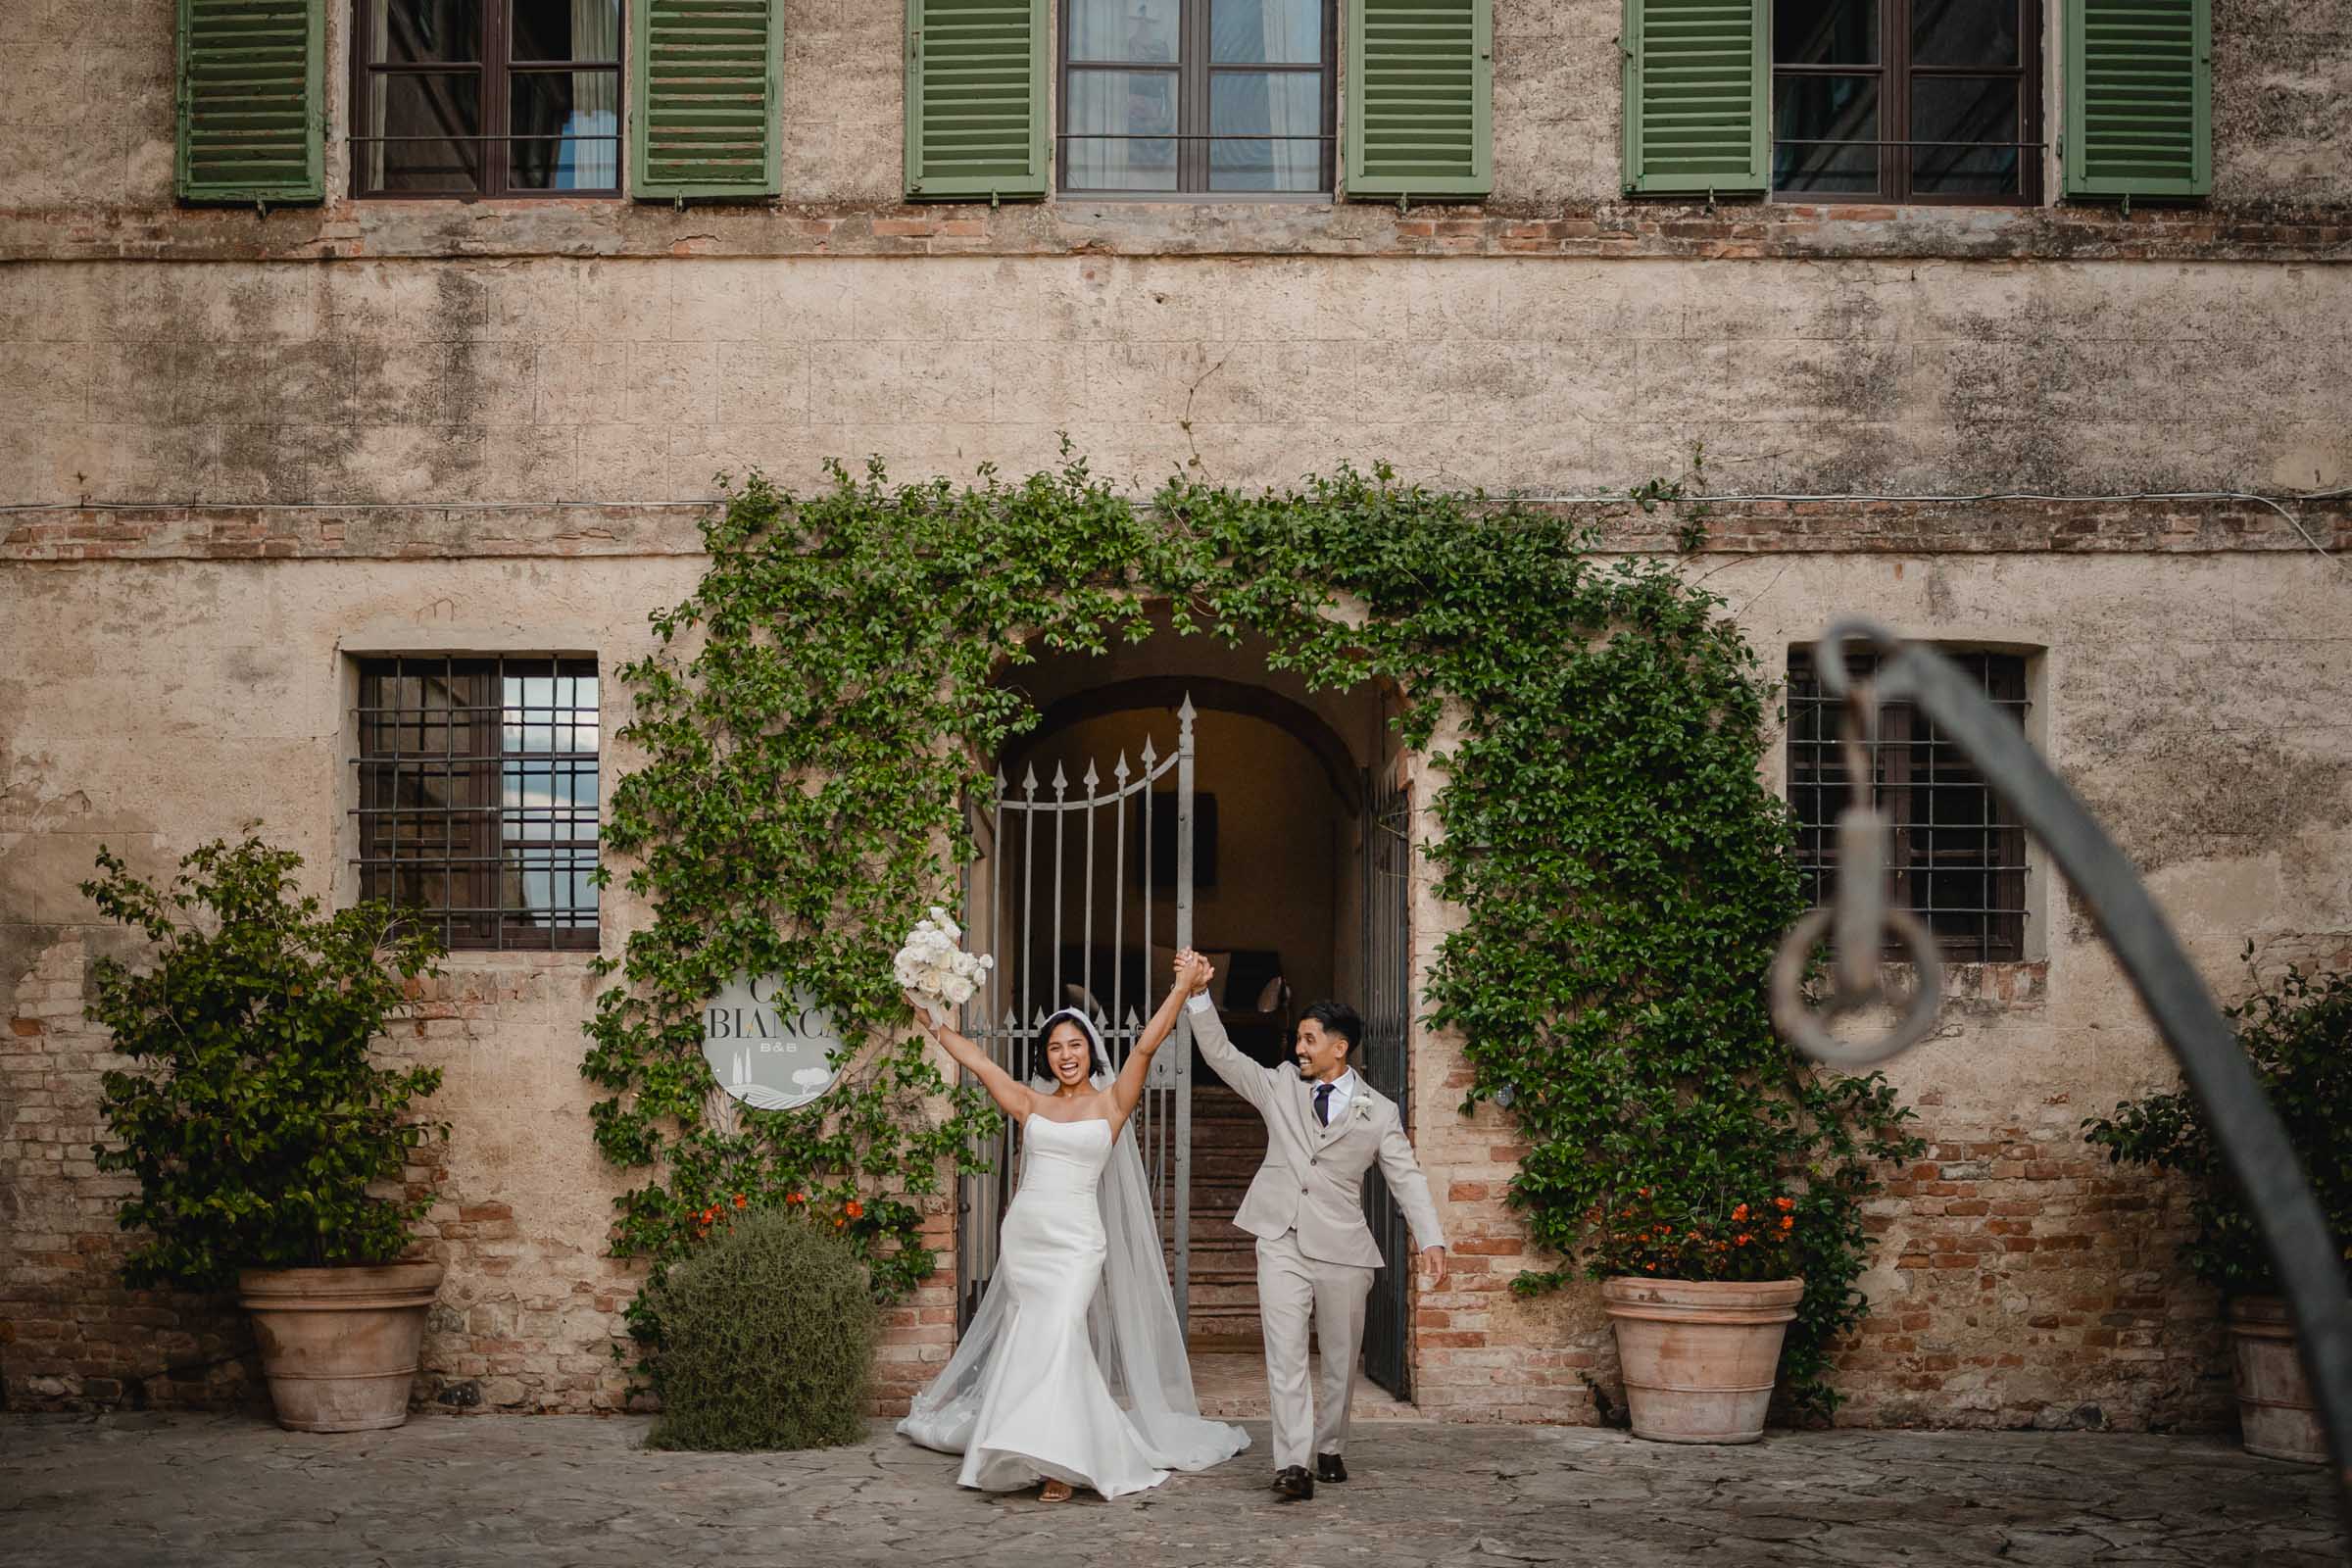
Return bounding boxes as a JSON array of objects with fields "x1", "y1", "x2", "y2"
[
  {"x1": 1054, "y1": 132, "x2": 1337, "y2": 141},
  {"x1": 351, "y1": 655, "x2": 600, "y2": 953},
  {"x1": 348, "y1": 135, "x2": 622, "y2": 144},
  {"x1": 1789, "y1": 649, "x2": 2033, "y2": 964},
  {"x1": 1773, "y1": 138, "x2": 2048, "y2": 150},
  {"x1": 352, "y1": 0, "x2": 624, "y2": 200}
]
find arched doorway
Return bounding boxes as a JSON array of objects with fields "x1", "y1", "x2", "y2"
[{"x1": 957, "y1": 621, "x2": 1418, "y2": 1399}]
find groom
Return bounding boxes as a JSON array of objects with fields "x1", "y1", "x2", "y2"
[{"x1": 1179, "y1": 953, "x2": 1446, "y2": 1501}]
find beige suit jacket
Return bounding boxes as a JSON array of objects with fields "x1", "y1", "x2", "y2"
[{"x1": 1188, "y1": 997, "x2": 1446, "y2": 1268}]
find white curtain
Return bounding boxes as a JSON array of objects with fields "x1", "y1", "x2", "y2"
[
  {"x1": 1209, "y1": 0, "x2": 1320, "y2": 191},
  {"x1": 557, "y1": 0, "x2": 620, "y2": 189}
]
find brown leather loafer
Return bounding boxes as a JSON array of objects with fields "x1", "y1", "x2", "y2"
[{"x1": 1272, "y1": 1465, "x2": 1316, "y2": 1500}]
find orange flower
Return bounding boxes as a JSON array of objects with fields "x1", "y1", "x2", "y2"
[
  {"x1": 1638, "y1": 1187, "x2": 1652, "y2": 1198},
  {"x1": 1686, "y1": 1230, "x2": 1701, "y2": 1242},
  {"x1": 833, "y1": 1216, "x2": 846, "y2": 1230},
  {"x1": 845, "y1": 1200, "x2": 865, "y2": 1220},
  {"x1": 1735, "y1": 1233, "x2": 1752, "y2": 1246},
  {"x1": 1779, "y1": 1214, "x2": 1794, "y2": 1231},
  {"x1": 1774, "y1": 1197, "x2": 1794, "y2": 1212},
  {"x1": 1642, "y1": 1262, "x2": 1656, "y2": 1271},
  {"x1": 732, "y1": 1193, "x2": 748, "y2": 1209},
  {"x1": 1731, "y1": 1203, "x2": 1749, "y2": 1222},
  {"x1": 786, "y1": 1192, "x2": 806, "y2": 1205}
]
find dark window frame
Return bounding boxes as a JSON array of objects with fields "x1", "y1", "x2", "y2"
[
  {"x1": 1787, "y1": 647, "x2": 2033, "y2": 963},
  {"x1": 1055, "y1": 0, "x2": 1339, "y2": 199},
  {"x1": 352, "y1": 654, "x2": 601, "y2": 952},
  {"x1": 350, "y1": 0, "x2": 625, "y2": 201},
  {"x1": 1771, "y1": 0, "x2": 2045, "y2": 206}
]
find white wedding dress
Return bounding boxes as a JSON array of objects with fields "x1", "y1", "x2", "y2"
[{"x1": 897, "y1": 1022, "x2": 1249, "y2": 1498}]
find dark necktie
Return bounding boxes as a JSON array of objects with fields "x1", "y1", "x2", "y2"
[{"x1": 1314, "y1": 1082, "x2": 1332, "y2": 1127}]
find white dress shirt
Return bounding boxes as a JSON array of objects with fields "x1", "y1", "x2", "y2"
[
  {"x1": 1311, "y1": 1069, "x2": 1359, "y2": 1126},
  {"x1": 1186, "y1": 993, "x2": 1356, "y2": 1122}
]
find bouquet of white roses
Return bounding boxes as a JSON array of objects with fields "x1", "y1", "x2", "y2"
[{"x1": 895, "y1": 906, "x2": 994, "y2": 1027}]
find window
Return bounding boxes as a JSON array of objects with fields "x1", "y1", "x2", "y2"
[
  {"x1": 1788, "y1": 649, "x2": 2031, "y2": 962},
  {"x1": 354, "y1": 656, "x2": 601, "y2": 951},
  {"x1": 1059, "y1": 0, "x2": 1335, "y2": 196},
  {"x1": 352, "y1": 0, "x2": 622, "y2": 198},
  {"x1": 1772, "y1": 0, "x2": 2041, "y2": 203}
]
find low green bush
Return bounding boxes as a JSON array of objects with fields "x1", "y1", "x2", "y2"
[{"x1": 643, "y1": 1205, "x2": 879, "y2": 1450}]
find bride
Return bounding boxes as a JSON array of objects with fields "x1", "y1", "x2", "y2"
[{"x1": 897, "y1": 951, "x2": 1250, "y2": 1500}]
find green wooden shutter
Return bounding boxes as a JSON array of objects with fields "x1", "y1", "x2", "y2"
[
  {"x1": 633, "y1": 0, "x2": 783, "y2": 199},
  {"x1": 1620, "y1": 0, "x2": 1768, "y2": 196},
  {"x1": 2063, "y1": 0, "x2": 2210, "y2": 199},
  {"x1": 904, "y1": 0, "x2": 1048, "y2": 201},
  {"x1": 175, "y1": 0, "x2": 323, "y2": 205},
  {"x1": 1345, "y1": 0, "x2": 1494, "y2": 200}
]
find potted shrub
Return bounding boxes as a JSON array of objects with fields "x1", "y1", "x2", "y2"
[
  {"x1": 82, "y1": 834, "x2": 451, "y2": 1433},
  {"x1": 1591, "y1": 1181, "x2": 1812, "y2": 1444},
  {"x1": 2083, "y1": 951, "x2": 2350, "y2": 1465}
]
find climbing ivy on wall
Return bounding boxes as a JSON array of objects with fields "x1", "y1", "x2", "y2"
[{"x1": 586, "y1": 452, "x2": 1919, "y2": 1412}]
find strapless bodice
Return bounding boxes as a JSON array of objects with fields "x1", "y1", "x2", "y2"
[{"x1": 1019, "y1": 1112, "x2": 1112, "y2": 1198}]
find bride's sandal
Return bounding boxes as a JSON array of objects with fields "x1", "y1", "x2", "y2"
[{"x1": 1039, "y1": 1479, "x2": 1074, "y2": 1503}]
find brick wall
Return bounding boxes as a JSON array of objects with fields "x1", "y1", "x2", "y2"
[
  {"x1": 1, "y1": 929, "x2": 260, "y2": 1413},
  {"x1": 1382, "y1": 1038, "x2": 2232, "y2": 1436}
]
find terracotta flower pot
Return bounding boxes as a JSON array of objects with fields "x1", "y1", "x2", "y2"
[
  {"x1": 237, "y1": 1262, "x2": 445, "y2": 1433},
  {"x1": 2228, "y1": 1295, "x2": 2326, "y2": 1465},
  {"x1": 1601, "y1": 1276, "x2": 1804, "y2": 1444}
]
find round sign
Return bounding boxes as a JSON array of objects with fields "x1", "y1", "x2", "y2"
[{"x1": 702, "y1": 977, "x2": 844, "y2": 1110}]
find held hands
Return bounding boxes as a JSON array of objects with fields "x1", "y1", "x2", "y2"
[{"x1": 1173, "y1": 948, "x2": 1215, "y2": 998}]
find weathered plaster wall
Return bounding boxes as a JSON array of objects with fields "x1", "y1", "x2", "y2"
[
  {"x1": 5, "y1": 0, "x2": 2349, "y2": 215},
  {"x1": 3, "y1": 255, "x2": 2346, "y2": 512},
  {"x1": 4, "y1": 543, "x2": 2347, "y2": 1428},
  {"x1": 0, "y1": 555, "x2": 957, "y2": 1416},
  {"x1": 1406, "y1": 548, "x2": 2352, "y2": 1430},
  {"x1": 4, "y1": 0, "x2": 2347, "y2": 1438}
]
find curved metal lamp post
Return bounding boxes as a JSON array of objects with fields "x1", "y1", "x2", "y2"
[{"x1": 1769, "y1": 619, "x2": 2352, "y2": 1530}]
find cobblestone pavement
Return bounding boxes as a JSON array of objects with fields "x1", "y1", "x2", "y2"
[{"x1": 2, "y1": 1412, "x2": 2340, "y2": 1568}]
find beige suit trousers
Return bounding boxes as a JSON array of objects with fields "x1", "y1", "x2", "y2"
[{"x1": 1255, "y1": 1227, "x2": 1376, "y2": 1471}]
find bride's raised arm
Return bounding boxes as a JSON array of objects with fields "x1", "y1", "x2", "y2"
[
  {"x1": 1107, "y1": 952, "x2": 1211, "y2": 1134},
  {"x1": 906, "y1": 997, "x2": 1035, "y2": 1123}
]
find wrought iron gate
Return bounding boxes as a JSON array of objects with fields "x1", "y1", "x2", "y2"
[
  {"x1": 1357, "y1": 768, "x2": 1414, "y2": 1399},
  {"x1": 955, "y1": 698, "x2": 1198, "y2": 1334}
]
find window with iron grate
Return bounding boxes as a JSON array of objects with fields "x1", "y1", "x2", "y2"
[
  {"x1": 1059, "y1": 0, "x2": 1337, "y2": 196},
  {"x1": 353, "y1": 655, "x2": 601, "y2": 951},
  {"x1": 1772, "y1": 0, "x2": 2044, "y2": 204},
  {"x1": 351, "y1": 0, "x2": 623, "y2": 198},
  {"x1": 1787, "y1": 647, "x2": 2031, "y2": 962}
]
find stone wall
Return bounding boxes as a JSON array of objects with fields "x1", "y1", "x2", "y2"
[
  {"x1": 6, "y1": 541, "x2": 2346, "y2": 1428},
  {"x1": 0, "y1": 554, "x2": 942, "y2": 1417},
  {"x1": 1397, "y1": 548, "x2": 2352, "y2": 1432},
  {"x1": 3, "y1": 253, "x2": 2347, "y2": 513}
]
